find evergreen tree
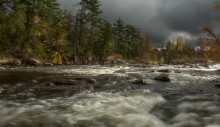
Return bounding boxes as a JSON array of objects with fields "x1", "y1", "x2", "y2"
[
  {"x1": 113, "y1": 18, "x2": 125, "y2": 53},
  {"x1": 93, "y1": 20, "x2": 114, "y2": 63}
]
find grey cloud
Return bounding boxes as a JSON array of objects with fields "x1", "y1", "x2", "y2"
[{"x1": 58, "y1": 0, "x2": 217, "y2": 44}]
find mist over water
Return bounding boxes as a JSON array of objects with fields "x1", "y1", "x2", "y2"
[{"x1": 0, "y1": 64, "x2": 220, "y2": 127}]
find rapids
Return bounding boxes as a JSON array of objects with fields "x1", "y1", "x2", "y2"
[{"x1": 0, "y1": 64, "x2": 220, "y2": 127}]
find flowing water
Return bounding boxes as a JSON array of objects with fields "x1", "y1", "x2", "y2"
[{"x1": 0, "y1": 64, "x2": 220, "y2": 127}]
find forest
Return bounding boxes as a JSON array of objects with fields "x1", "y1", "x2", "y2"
[{"x1": 0, "y1": 0, "x2": 220, "y2": 65}]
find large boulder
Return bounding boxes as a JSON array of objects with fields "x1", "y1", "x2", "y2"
[
  {"x1": 23, "y1": 58, "x2": 41, "y2": 66},
  {"x1": 154, "y1": 74, "x2": 171, "y2": 82}
]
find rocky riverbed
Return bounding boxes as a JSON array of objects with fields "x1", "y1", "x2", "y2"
[{"x1": 0, "y1": 64, "x2": 220, "y2": 127}]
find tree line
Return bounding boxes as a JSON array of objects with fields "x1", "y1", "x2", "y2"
[{"x1": 0, "y1": 0, "x2": 219, "y2": 64}]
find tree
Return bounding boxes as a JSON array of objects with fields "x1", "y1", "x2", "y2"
[
  {"x1": 123, "y1": 24, "x2": 139, "y2": 58},
  {"x1": 87, "y1": 0, "x2": 102, "y2": 46},
  {"x1": 113, "y1": 18, "x2": 125, "y2": 53},
  {"x1": 165, "y1": 40, "x2": 174, "y2": 51},
  {"x1": 198, "y1": 24, "x2": 220, "y2": 60},
  {"x1": 93, "y1": 20, "x2": 114, "y2": 64},
  {"x1": 176, "y1": 36, "x2": 185, "y2": 51}
]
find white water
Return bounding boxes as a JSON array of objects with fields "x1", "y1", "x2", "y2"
[
  {"x1": 0, "y1": 64, "x2": 220, "y2": 127},
  {"x1": 0, "y1": 90, "x2": 166, "y2": 127}
]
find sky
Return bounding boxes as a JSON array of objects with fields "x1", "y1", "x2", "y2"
[{"x1": 58, "y1": 0, "x2": 219, "y2": 45}]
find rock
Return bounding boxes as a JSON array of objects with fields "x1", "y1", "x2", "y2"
[
  {"x1": 114, "y1": 69, "x2": 126, "y2": 73},
  {"x1": 23, "y1": 58, "x2": 40, "y2": 66},
  {"x1": 154, "y1": 74, "x2": 171, "y2": 82},
  {"x1": 128, "y1": 73, "x2": 143, "y2": 79},
  {"x1": 215, "y1": 84, "x2": 220, "y2": 89},
  {"x1": 52, "y1": 80, "x2": 80, "y2": 85},
  {"x1": 132, "y1": 79, "x2": 147, "y2": 85},
  {"x1": 115, "y1": 59, "x2": 128, "y2": 65},
  {"x1": 45, "y1": 82, "x2": 55, "y2": 86},
  {"x1": 0, "y1": 87, "x2": 7, "y2": 94},
  {"x1": 55, "y1": 62, "x2": 63, "y2": 65},
  {"x1": 30, "y1": 80, "x2": 38, "y2": 84},
  {"x1": 9, "y1": 59, "x2": 21, "y2": 66},
  {"x1": 174, "y1": 70, "x2": 181, "y2": 73},
  {"x1": 63, "y1": 61, "x2": 71, "y2": 65},
  {"x1": 203, "y1": 64, "x2": 210, "y2": 68},
  {"x1": 85, "y1": 78, "x2": 96, "y2": 84},
  {"x1": 0, "y1": 60, "x2": 9, "y2": 65},
  {"x1": 43, "y1": 62, "x2": 53, "y2": 66},
  {"x1": 157, "y1": 69, "x2": 172, "y2": 73},
  {"x1": 151, "y1": 70, "x2": 156, "y2": 72}
]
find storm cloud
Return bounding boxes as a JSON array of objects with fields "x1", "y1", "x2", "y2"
[{"x1": 58, "y1": 0, "x2": 217, "y2": 44}]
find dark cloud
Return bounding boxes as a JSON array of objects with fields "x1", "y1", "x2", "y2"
[{"x1": 58, "y1": 0, "x2": 217, "y2": 44}]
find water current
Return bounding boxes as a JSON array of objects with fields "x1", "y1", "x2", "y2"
[{"x1": 0, "y1": 64, "x2": 219, "y2": 127}]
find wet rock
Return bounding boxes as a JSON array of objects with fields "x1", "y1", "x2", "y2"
[
  {"x1": 202, "y1": 64, "x2": 210, "y2": 68},
  {"x1": 45, "y1": 82, "x2": 55, "y2": 86},
  {"x1": 54, "y1": 62, "x2": 63, "y2": 65},
  {"x1": 154, "y1": 74, "x2": 171, "y2": 82},
  {"x1": 151, "y1": 70, "x2": 156, "y2": 72},
  {"x1": 63, "y1": 61, "x2": 71, "y2": 65},
  {"x1": 115, "y1": 59, "x2": 128, "y2": 65},
  {"x1": 9, "y1": 59, "x2": 21, "y2": 66},
  {"x1": 43, "y1": 62, "x2": 53, "y2": 66},
  {"x1": 30, "y1": 80, "x2": 38, "y2": 84},
  {"x1": 0, "y1": 87, "x2": 7, "y2": 94},
  {"x1": 128, "y1": 73, "x2": 143, "y2": 79},
  {"x1": 159, "y1": 64, "x2": 166, "y2": 66},
  {"x1": 132, "y1": 79, "x2": 148, "y2": 85},
  {"x1": 174, "y1": 70, "x2": 181, "y2": 73},
  {"x1": 23, "y1": 58, "x2": 41, "y2": 66},
  {"x1": 85, "y1": 78, "x2": 96, "y2": 84},
  {"x1": 52, "y1": 80, "x2": 81, "y2": 86},
  {"x1": 157, "y1": 69, "x2": 172, "y2": 73},
  {"x1": 114, "y1": 69, "x2": 126, "y2": 73},
  {"x1": 215, "y1": 84, "x2": 220, "y2": 89}
]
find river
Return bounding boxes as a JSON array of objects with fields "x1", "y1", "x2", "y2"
[{"x1": 0, "y1": 64, "x2": 220, "y2": 127}]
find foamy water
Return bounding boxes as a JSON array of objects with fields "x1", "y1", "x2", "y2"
[
  {"x1": 0, "y1": 90, "x2": 166, "y2": 127},
  {"x1": 0, "y1": 64, "x2": 220, "y2": 127}
]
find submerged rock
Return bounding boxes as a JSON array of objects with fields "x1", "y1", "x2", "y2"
[
  {"x1": 157, "y1": 69, "x2": 172, "y2": 73},
  {"x1": 114, "y1": 69, "x2": 126, "y2": 74},
  {"x1": 52, "y1": 80, "x2": 81, "y2": 86},
  {"x1": 154, "y1": 74, "x2": 171, "y2": 82}
]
